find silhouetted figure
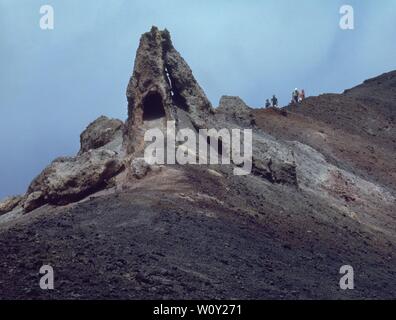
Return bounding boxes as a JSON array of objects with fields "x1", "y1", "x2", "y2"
[
  {"x1": 292, "y1": 88, "x2": 299, "y2": 104},
  {"x1": 265, "y1": 99, "x2": 271, "y2": 108},
  {"x1": 271, "y1": 95, "x2": 278, "y2": 108}
]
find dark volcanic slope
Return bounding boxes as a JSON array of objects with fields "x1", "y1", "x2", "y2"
[
  {"x1": 254, "y1": 71, "x2": 396, "y2": 191},
  {"x1": 0, "y1": 165, "x2": 395, "y2": 299},
  {"x1": 290, "y1": 71, "x2": 396, "y2": 148}
]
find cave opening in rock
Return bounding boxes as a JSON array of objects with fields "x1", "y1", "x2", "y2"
[{"x1": 143, "y1": 92, "x2": 166, "y2": 121}]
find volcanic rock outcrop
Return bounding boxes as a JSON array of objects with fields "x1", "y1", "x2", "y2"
[
  {"x1": 215, "y1": 95, "x2": 255, "y2": 127},
  {"x1": 23, "y1": 150, "x2": 124, "y2": 212},
  {"x1": 0, "y1": 115, "x2": 126, "y2": 214},
  {"x1": 124, "y1": 26, "x2": 214, "y2": 155},
  {"x1": 0, "y1": 26, "x2": 394, "y2": 231},
  {"x1": 1, "y1": 26, "x2": 393, "y2": 220},
  {"x1": 0, "y1": 196, "x2": 23, "y2": 215},
  {"x1": 0, "y1": 27, "x2": 217, "y2": 214},
  {"x1": 78, "y1": 116, "x2": 124, "y2": 155}
]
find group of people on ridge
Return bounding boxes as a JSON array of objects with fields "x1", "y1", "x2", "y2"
[
  {"x1": 264, "y1": 88, "x2": 306, "y2": 109},
  {"x1": 292, "y1": 88, "x2": 305, "y2": 104},
  {"x1": 265, "y1": 95, "x2": 278, "y2": 108}
]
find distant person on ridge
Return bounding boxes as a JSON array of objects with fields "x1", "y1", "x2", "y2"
[
  {"x1": 292, "y1": 88, "x2": 299, "y2": 104},
  {"x1": 271, "y1": 95, "x2": 278, "y2": 108},
  {"x1": 265, "y1": 99, "x2": 271, "y2": 108},
  {"x1": 299, "y1": 89, "x2": 305, "y2": 103}
]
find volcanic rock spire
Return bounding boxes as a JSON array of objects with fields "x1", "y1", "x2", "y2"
[{"x1": 123, "y1": 26, "x2": 213, "y2": 155}]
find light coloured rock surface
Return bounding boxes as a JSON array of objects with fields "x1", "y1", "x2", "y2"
[
  {"x1": 79, "y1": 116, "x2": 124, "y2": 155},
  {"x1": 0, "y1": 206, "x2": 24, "y2": 225},
  {"x1": 131, "y1": 158, "x2": 151, "y2": 179},
  {"x1": 216, "y1": 96, "x2": 255, "y2": 127},
  {"x1": 251, "y1": 131, "x2": 297, "y2": 185},
  {"x1": 209, "y1": 108, "x2": 298, "y2": 187},
  {"x1": 23, "y1": 191, "x2": 44, "y2": 213},
  {"x1": 291, "y1": 141, "x2": 396, "y2": 235},
  {"x1": 24, "y1": 150, "x2": 124, "y2": 212},
  {"x1": 14, "y1": 116, "x2": 126, "y2": 214},
  {"x1": 0, "y1": 196, "x2": 23, "y2": 215}
]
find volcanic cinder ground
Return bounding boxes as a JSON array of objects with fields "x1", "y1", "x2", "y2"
[{"x1": 0, "y1": 27, "x2": 395, "y2": 300}]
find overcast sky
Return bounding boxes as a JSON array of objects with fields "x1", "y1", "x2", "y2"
[{"x1": 0, "y1": 0, "x2": 395, "y2": 199}]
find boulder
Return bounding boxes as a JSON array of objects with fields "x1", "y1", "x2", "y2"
[
  {"x1": 251, "y1": 132, "x2": 298, "y2": 186},
  {"x1": 252, "y1": 157, "x2": 297, "y2": 185},
  {"x1": 216, "y1": 96, "x2": 255, "y2": 126},
  {"x1": 23, "y1": 191, "x2": 44, "y2": 213},
  {"x1": 131, "y1": 158, "x2": 151, "y2": 179},
  {"x1": 25, "y1": 150, "x2": 125, "y2": 212},
  {"x1": 0, "y1": 195, "x2": 24, "y2": 215},
  {"x1": 79, "y1": 116, "x2": 124, "y2": 155}
]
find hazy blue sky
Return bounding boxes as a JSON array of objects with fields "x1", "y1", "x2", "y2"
[{"x1": 0, "y1": 0, "x2": 395, "y2": 199}]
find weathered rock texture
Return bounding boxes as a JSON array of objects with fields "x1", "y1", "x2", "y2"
[
  {"x1": 253, "y1": 71, "x2": 396, "y2": 236},
  {"x1": 79, "y1": 116, "x2": 124, "y2": 155},
  {"x1": 0, "y1": 196, "x2": 23, "y2": 216},
  {"x1": 124, "y1": 26, "x2": 213, "y2": 155},
  {"x1": 24, "y1": 150, "x2": 124, "y2": 212},
  {"x1": 1, "y1": 115, "x2": 126, "y2": 214},
  {"x1": 130, "y1": 157, "x2": 152, "y2": 179},
  {"x1": 216, "y1": 96, "x2": 255, "y2": 127}
]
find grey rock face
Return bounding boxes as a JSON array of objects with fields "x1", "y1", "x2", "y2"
[
  {"x1": 164, "y1": 42, "x2": 213, "y2": 124},
  {"x1": 24, "y1": 150, "x2": 124, "y2": 212},
  {"x1": 252, "y1": 157, "x2": 297, "y2": 185},
  {"x1": 131, "y1": 158, "x2": 151, "y2": 179},
  {"x1": 216, "y1": 96, "x2": 255, "y2": 127},
  {"x1": 23, "y1": 191, "x2": 44, "y2": 213},
  {"x1": 15, "y1": 116, "x2": 126, "y2": 214},
  {"x1": 79, "y1": 116, "x2": 124, "y2": 155},
  {"x1": 0, "y1": 196, "x2": 23, "y2": 215},
  {"x1": 250, "y1": 131, "x2": 298, "y2": 186}
]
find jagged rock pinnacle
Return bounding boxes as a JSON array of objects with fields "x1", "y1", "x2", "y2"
[{"x1": 123, "y1": 26, "x2": 213, "y2": 155}]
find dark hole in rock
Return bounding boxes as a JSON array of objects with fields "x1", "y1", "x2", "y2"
[
  {"x1": 207, "y1": 136, "x2": 223, "y2": 156},
  {"x1": 143, "y1": 92, "x2": 166, "y2": 121}
]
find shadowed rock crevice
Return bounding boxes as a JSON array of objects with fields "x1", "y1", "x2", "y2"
[{"x1": 143, "y1": 92, "x2": 166, "y2": 121}]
